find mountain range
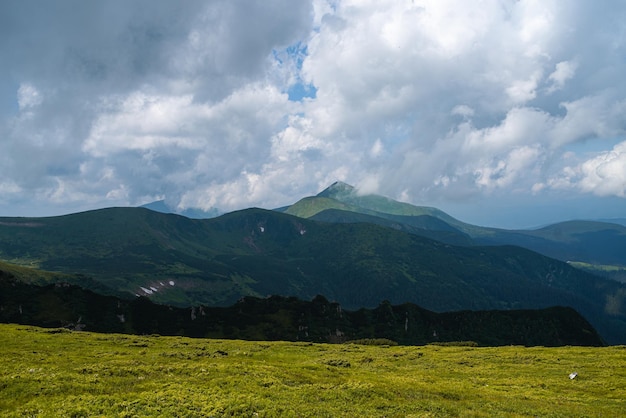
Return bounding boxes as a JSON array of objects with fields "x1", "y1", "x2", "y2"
[{"x1": 1, "y1": 182, "x2": 625, "y2": 344}]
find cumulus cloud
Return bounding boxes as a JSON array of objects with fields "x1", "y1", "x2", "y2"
[
  {"x1": 549, "y1": 142, "x2": 626, "y2": 197},
  {"x1": 1, "y1": 0, "x2": 626, "y2": 226},
  {"x1": 294, "y1": 0, "x2": 626, "y2": 205},
  {"x1": 547, "y1": 60, "x2": 578, "y2": 93},
  {"x1": 16, "y1": 83, "x2": 43, "y2": 110}
]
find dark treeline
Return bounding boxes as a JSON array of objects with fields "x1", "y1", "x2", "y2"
[{"x1": 0, "y1": 272, "x2": 604, "y2": 347}]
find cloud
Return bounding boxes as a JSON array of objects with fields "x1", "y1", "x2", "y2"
[
  {"x1": 296, "y1": 0, "x2": 626, "y2": 205},
  {"x1": 81, "y1": 82, "x2": 296, "y2": 209},
  {"x1": 549, "y1": 142, "x2": 626, "y2": 197},
  {"x1": 16, "y1": 83, "x2": 43, "y2": 110},
  {"x1": 0, "y1": 0, "x2": 625, "y2": 225},
  {"x1": 0, "y1": 0, "x2": 312, "y2": 213},
  {"x1": 547, "y1": 60, "x2": 578, "y2": 93}
]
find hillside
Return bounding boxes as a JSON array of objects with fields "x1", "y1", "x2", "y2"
[{"x1": 1, "y1": 207, "x2": 625, "y2": 343}]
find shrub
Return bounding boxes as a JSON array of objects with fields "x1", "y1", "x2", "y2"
[{"x1": 347, "y1": 338, "x2": 398, "y2": 346}]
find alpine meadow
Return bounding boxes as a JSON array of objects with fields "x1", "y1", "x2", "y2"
[{"x1": 1, "y1": 324, "x2": 625, "y2": 417}]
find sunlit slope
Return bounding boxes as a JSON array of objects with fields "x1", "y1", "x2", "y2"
[
  {"x1": 0, "y1": 259, "x2": 67, "y2": 283},
  {"x1": 316, "y1": 181, "x2": 485, "y2": 233},
  {"x1": 286, "y1": 182, "x2": 483, "y2": 234}
]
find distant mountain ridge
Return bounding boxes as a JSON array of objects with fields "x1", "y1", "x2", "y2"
[
  {"x1": 140, "y1": 200, "x2": 220, "y2": 219},
  {"x1": 597, "y1": 218, "x2": 626, "y2": 227}
]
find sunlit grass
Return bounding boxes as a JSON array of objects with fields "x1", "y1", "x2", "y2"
[
  {"x1": 568, "y1": 261, "x2": 626, "y2": 284},
  {"x1": 1, "y1": 324, "x2": 625, "y2": 417}
]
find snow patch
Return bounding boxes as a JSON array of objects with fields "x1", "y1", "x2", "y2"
[
  {"x1": 140, "y1": 287, "x2": 153, "y2": 295},
  {"x1": 139, "y1": 281, "x2": 175, "y2": 296}
]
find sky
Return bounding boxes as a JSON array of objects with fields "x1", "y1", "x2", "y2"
[{"x1": 1, "y1": 0, "x2": 626, "y2": 228}]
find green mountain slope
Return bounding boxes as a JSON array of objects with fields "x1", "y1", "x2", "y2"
[
  {"x1": 317, "y1": 182, "x2": 450, "y2": 218},
  {"x1": 284, "y1": 195, "x2": 356, "y2": 218},
  {"x1": 286, "y1": 183, "x2": 473, "y2": 245},
  {"x1": 1, "y1": 207, "x2": 625, "y2": 343},
  {"x1": 315, "y1": 181, "x2": 484, "y2": 234}
]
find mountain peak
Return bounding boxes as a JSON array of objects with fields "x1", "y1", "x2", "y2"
[
  {"x1": 317, "y1": 181, "x2": 356, "y2": 198},
  {"x1": 140, "y1": 200, "x2": 171, "y2": 213}
]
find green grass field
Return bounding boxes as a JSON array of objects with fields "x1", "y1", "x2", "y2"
[{"x1": 1, "y1": 324, "x2": 625, "y2": 417}]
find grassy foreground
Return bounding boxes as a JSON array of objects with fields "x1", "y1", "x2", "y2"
[{"x1": 0, "y1": 324, "x2": 624, "y2": 417}]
